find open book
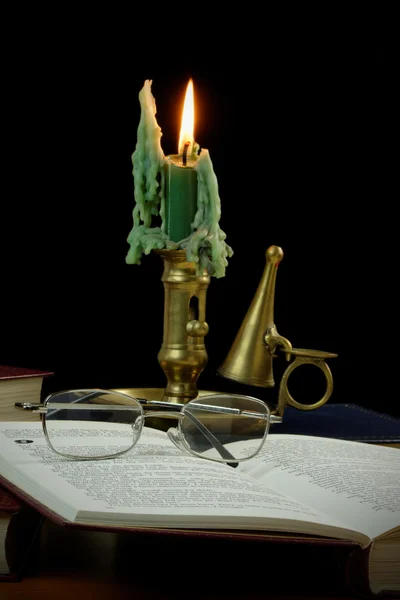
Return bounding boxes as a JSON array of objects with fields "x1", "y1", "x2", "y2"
[{"x1": 0, "y1": 422, "x2": 399, "y2": 596}]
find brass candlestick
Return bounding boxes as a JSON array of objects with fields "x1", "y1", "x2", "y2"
[{"x1": 157, "y1": 249, "x2": 210, "y2": 404}]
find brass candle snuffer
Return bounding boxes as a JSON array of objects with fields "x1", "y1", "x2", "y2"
[
  {"x1": 218, "y1": 245, "x2": 337, "y2": 417},
  {"x1": 151, "y1": 244, "x2": 337, "y2": 417}
]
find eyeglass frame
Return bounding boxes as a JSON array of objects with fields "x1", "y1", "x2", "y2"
[{"x1": 15, "y1": 389, "x2": 282, "y2": 464}]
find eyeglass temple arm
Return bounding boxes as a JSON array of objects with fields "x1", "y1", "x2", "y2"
[
  {"x1": 15, "y1": 402, "x2": 43, "y2": 412},
  {"x1": 15, "y1": 391, "x2": 156, "y2": 415},
  {"x1": 15, "y1": 390, "x2": 119, "y2": 413}
]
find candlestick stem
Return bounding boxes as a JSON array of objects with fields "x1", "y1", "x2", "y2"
[{"x1": 157, "y1": 249, "x2": 210, "y2": 403}]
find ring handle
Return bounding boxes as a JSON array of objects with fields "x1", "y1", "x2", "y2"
[{"x1": 277, "y1": 348, "x2": 337, "y2": 416}]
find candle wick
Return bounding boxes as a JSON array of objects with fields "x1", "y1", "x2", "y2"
[{"x1": 182, "y1": 142, "x2": 190, "y2": 166}]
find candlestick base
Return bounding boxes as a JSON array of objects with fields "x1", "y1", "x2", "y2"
[{"x1": 156, "y1": 249, "x2": 210, "y2": 404}]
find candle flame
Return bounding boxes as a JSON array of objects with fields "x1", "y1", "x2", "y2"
[{"x1": 178, "y1": 79, "x2": 194, "y2": 156}]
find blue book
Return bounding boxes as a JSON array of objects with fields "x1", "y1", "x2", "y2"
[{"x1": 274, "y1": 403, "x2": 400, "y2": 443}]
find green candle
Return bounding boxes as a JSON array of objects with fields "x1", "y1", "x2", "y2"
[
  {"x1": 164, "y1": 79, "x2": 198, "y2": 243},
  {"x1": 126, "y1": 79, "x2": 233, "y2": 278},
  {"x1": 164, "y1": 155, "x2": 197, "y2": 242}
]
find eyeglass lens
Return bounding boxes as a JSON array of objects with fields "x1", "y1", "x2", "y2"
[
  {"x1": 44, "y1": 390, "x2": 143, "y2": 458},
  {"x1": 181, "y1": 395, "x2": 269, "y2": 461}
]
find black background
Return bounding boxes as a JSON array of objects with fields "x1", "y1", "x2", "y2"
[{"x1": 1, "y1": 14, "x2": 395, "y2": 415}]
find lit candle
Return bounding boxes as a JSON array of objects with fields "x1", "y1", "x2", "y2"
[
  {"x1": 164, "y1": 80, "x2": 198, "y2": 243},
  {"x1": 126, "y1": 79, "x2": 233, "y2": 278}
]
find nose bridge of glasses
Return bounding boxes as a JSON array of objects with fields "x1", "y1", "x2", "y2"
[
  {"x1": 167, "y1": 427, "x2": 187, "y2": 452},
  {"x1": 132, "y1": 414, "x2": 145, "y2": 436}
]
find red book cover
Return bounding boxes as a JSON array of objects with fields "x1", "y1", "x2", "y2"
[
  {"x1": 0, "y1": 485, "x2": 22, "y2": 513},
  {"x1": 0, "y1": 366, "x2": 53, "y2": 381}
]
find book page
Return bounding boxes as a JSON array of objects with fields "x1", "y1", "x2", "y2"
[
  {"x1": 0, "y1": 423, "x2": 353, "y2": 539},
  {"x1": 238, "y1": 434, "x2": 400, "y2": 541}
]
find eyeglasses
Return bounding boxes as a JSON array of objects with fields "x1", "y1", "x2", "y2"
[{"x1": 15, "y1": 390, "x2": 282, "y2": 464}]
